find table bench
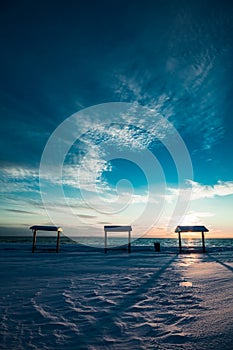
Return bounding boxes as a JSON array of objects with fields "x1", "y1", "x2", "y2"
[
  {"x1": 30, "y1": 225, "x2": 62, "y2": 253},
  {"x1": 104, "y1": 226, "x2": 132, "y2": 253}
]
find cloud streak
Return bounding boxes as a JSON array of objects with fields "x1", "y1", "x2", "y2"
[{"x1": 5, "y1": 209, "x2": 37, "y2": 215}]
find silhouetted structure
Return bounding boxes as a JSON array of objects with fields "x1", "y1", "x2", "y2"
[
  {"x1": 154, "y1": 242, "x2": 161, "y2": 252},
  {"x1": 104, "y1": 226, "x2": 132, "y2": 253},
  {"x1": 30, "y1": 225, "x2": 62, "y2": 253},
  {"x1": 175, "y1": 225, "x2": 209, "y2": 253}
]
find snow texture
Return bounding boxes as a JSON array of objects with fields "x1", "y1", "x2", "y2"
[{"x1": 0, "y1": 248, "x2": 233, "y2": 349}]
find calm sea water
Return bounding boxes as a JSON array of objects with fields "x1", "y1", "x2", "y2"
[{"x1": 0, "y1": 235, "x2": 233, "y2": 252}]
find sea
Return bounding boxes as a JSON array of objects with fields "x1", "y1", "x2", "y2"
[{"x1": 0, "y1": 235, "x2": 233, "y2": 253}]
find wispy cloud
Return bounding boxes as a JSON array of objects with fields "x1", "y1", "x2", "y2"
[
  {"x1": 1, "y1": 167, "x2": 38, "y2": 179},
  {"x1": 188, "y1": 180, "x2": 233, "y2": 200},
  {"x1": 0, "y1": 166, "x2": 40, "y2": 194},
  {"x1": 168, "y1": 180, "x2": 233, "y2": 201}
]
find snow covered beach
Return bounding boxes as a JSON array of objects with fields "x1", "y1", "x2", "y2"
[{"x1": 0, "y1": 241, "x2": 233, "y2": 350}]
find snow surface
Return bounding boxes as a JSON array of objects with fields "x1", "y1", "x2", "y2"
[{"x1": 0, "y1": 247, "x2": 233, "y2": 349}]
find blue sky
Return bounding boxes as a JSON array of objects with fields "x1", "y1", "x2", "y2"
[{"x1": 0, "y1": 0, "x2": 233, "y2": 237}]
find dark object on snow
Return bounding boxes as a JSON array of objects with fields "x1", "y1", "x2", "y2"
[{"x1": 154, "y1": 242, "x2": 161, "y2": 252}]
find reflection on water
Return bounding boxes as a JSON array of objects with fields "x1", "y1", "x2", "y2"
[
  {"x1": 177, "y1": 253, "x2": 201, "y2": 267},
  {"x1": 186, "y1": 238, "x2": 197, "y2": 247},
  {"x1": 179, "y1": 281, "x2": 193, "y2": 287}
]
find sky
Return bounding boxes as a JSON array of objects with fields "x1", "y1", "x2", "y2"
[{"x1": 0, "y1": 0, "x2": 233, "y2": 238}]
